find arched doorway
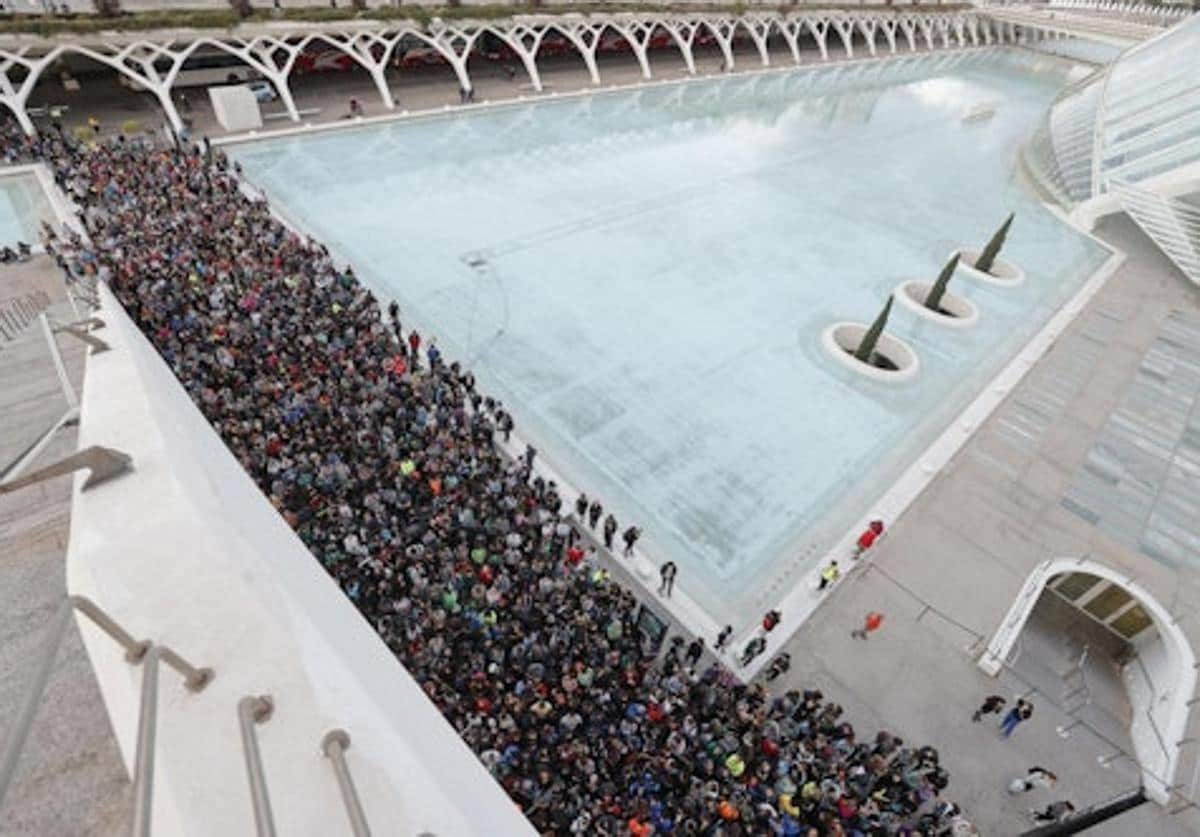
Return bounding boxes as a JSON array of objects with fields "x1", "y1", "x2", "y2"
[{"x1": 980, "y1": 557, "x2": 1196, "y2": 804}]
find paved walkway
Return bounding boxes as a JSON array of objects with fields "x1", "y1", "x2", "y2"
[
  {"x1": 774, "y1": 216, "x2": 1200, "y2": 835},
  {"x1": 28, "y1": 40, "x2": 949, "y2": 142},
  {"x1": 0, "y1": 260, "x2": 129, "y2": 837}
]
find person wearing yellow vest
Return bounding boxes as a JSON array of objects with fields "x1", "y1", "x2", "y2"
[{"x1": 818, "y1": 559, "x2": 840, "y2": 591}]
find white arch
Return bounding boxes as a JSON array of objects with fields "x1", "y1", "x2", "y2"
[
  {"x1": 738, "y1": 16, "x2": 774, "y2": 68},
  {"x1": 610, "y1": 19, "x2": 658, "y2": 80},
  {"x1": 879, "y1": 19, "x2": 900, "y2": 55},
  {"x1": 832, "y1": 16, "x2": 856, "y2": 59},
  {"x1": 661, "y1": 18, "x2": 701, "y2": 76},
  {"x1": 804, "y1": 16, "x2": 832, "y2": 62},
  {"x1": 548, "y1": 20, "x2": 605, "y2": 86},
  {"x1": 899, "y1": 16, "x2": 919, "y2": 52},
  {"x1": 701, "y1": 17, "x2": 738, "y2": 72},
  {"x1": 980, "y1": 556, "x2": 1197, "y2": 805},
  {"x1": 777, "y1": 18, "x2": 806, "y2": 66},
  {"x1": 484, "y1": 23, "x2": 547, "y2": 92},
  {"x1": 857, "y1": 18, "x2": 879, "y2": 58}
]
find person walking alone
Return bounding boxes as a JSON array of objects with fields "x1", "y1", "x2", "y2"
[
  {"x1": 851, "y1": 611, "x2": 884, "y2": 640},
  {"x1": 603, "y1": 514, "x2": 618, "y2": 550},
  {"x1": 622, "y1": 525, "x2": 641, "y2": 557},
  {"x1": 765, "y1": 653, "x2": 791, "y2": 682},
  {"x1": 1008, "y1": 767, "x2": 1056, "y2": 795},
  {"x1": 817, "y1": 560, "x2": 840, "y2": 591},
  {"x1": 1030, "y1": 801, "x2": 1074, "y2": 824},
  {"x1": 588, "y1": 500, "x2": 603, "y2": 530},
  {"x1": 1000, "y1": 698, "x2": 1033, "y2": 738},
  {"x1": 740, "y1": 636, "x2": 767, "y2": 667},
  {"x1": 972, "y1": 695, "x2": 1006, "y2": 723},
  {"x1": 761, "y1": 609, "x2": 781, "y2": 633},
  {"x1": 853, "y1": 520, "x2": 885, "y2": 560},
  {"x1": 715, "y1": 625, "x2": 733, "y2": 652},
  {"x1": 659, "y1": 561, "x2": 677, "y2": 597}
]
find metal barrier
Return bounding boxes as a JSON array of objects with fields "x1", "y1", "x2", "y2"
[
  {"x1": 0, "y1": 596, "x2": 212, "y2": 822},
  {"x1": 238, "y1": 695, "x2": 277, "y2": 837},
  {"x1": 131, "y1": 646, "x2": 214, "y2": 837},
  {"x1": 322, "y1": 729, "x2": 372, "y2": 837}
]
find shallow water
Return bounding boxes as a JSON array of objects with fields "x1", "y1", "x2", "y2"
[{"x1": 232, "y1": 48, "x2": 1111, "y2": 622}]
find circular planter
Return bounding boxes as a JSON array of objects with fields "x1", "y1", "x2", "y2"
[
  {"x1": 895, "y1": 280, "x2": 980, "y2": 329},
  {"x1": 954, "y1": 248, "x2": 1026, "y2": 287},
  {"x1": 821, "y1": 322, "x2": 920, "y2": 383}
]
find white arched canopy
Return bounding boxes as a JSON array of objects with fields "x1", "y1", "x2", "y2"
[
  {"x1": 980, "y1": 557, "x2": 1197, "y2": 804},
  {"x1": 0, "y1": 10, "x2": 983, "y2": 136}
]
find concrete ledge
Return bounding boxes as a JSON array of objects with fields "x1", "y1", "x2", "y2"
[{"x1": 67, "y1": 284, "x2": 534, "y2": 837}]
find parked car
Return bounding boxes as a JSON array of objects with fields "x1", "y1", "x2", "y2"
[{"x1": 247, "y1": 80, "x2": 278, "y2": 103}]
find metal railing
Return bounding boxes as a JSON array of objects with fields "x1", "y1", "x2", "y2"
[
  {"x1": 238, "y1": 695, "x2": 277, "y2": 837},
  {"x1": 131, "y1": 646, "x2": 214, "y2": 837},
  {"x1": 0, "y1": 595, "x2": 213, "y2": 826},
  {"x1": 322, "y1": 729, "x2": 372, "y2": 837}
]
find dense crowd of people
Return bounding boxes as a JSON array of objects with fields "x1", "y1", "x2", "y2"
[{"x1": 3, "y1": 120, "x2": 970, "y2": 835}]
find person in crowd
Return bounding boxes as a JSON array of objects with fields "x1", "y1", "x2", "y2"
[
  {"x1": 6, "y1": 121, "x2": 966, "y2": 836},
  {"x1": 587, "y1": 499, "x2": 602, "y2": 529}
]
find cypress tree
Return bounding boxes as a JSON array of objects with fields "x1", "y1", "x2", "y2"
[
  {"x1": 925, "y1": 253, "x2": 961, "y2": 313},
  {"x1": 854, "y1": 296, "x2": 893, "y2": 366},
  {"x1": 975, "y1": 213, "x2": 1014, "y2": 275}
]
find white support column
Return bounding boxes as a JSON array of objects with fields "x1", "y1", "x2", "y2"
[
  {"x1": 248, "y1": 38, "x2": 303, "y2": 123},
  {"x1": 487, "y1": 23, "x2": 547, "y2": 93},
  {"x1": 122, "y1": 42, "x2": 188, "y2": 134},
  {"x1": 334, "y1": 31, "x2": 404, "y2": 110},
  {"x1": 74, "y1": 42, "x2": 188, "y2": 134},
  {"x1": 967, "y1": 17, "x2": 980, "y2": 47},
  {"x1": 953, "y1": 18, "x2": 966, "y2": 47},
  {"x1": 741, "y1": 16, "x2": 773, "y2": 67},
  {"x1": 428, "y1": 24, "x2": 480, "y2": 95},
  {"x1": 556, "y1": 21, "x2": 604, "y2": 85},
  {"x1": 899, "y1": 17, "x2": 918, "y2": 52},
  {"x1": 857, "y1": 18, "x2": 879, "y2": 57},
  {"x1": 702, "y1": 17, "x2": 738, "y2": 72},
  {"x1": 0, "y1": 47, "x2": 57, "y2": 136},
  {"x1": 612, "y1": 20, "x2": 657, "y2": 80},
  {"x1": 805, "y1": 17, "x2": 831, "y2": 62},
  {"x1": 661, "y1": 18, "x2": 700, "y2": 76},
  {"x1": 778, "y1": 19, "x2": 804, "y2": 65},
  {"x1": 880, "y1": 19, "x2": 898, "y2": 54},
  {"x1": 918, "y1": 18, "x2": 937, "y2": 50},
  {"x1": 935, "y1": 18, "x2": 952, "y2": 49},
  {"x1": 832, "y1": 18, "x2": 855, "y2": 59}
]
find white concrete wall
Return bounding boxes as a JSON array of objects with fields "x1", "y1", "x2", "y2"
[{"x1": 67, "y1": 283, "x2": 535, "y2": 836}]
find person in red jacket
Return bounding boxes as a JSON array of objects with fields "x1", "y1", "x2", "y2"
[
  {"x1": 853, "y1": 520, "x2": 885, "y2": 560},
  {"x1": 762, "y1": 609, "x2": 781, "y2": 633}
]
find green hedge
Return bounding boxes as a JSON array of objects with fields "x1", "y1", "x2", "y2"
[{"x1": 0, "y1": 3, "x2": 972, "y2": 37}]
